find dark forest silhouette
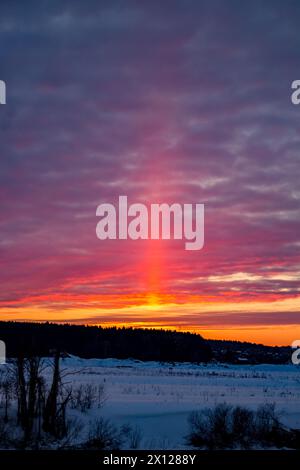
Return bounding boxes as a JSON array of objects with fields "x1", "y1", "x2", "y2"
[{"x1": 0, "y1": 321, "x2": 292, "y2": 364}]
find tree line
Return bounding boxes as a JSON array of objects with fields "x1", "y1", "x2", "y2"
[{"x1": 0, "y1": 321, "x2": 212, "y2": 362}]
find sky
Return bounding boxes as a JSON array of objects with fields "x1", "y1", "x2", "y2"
[{"x1": 1, "y1": 0, "x2": 300, "y2": 345}]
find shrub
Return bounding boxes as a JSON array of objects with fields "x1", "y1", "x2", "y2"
[
  {"x1": 187, "y1": 403, "x2": 297, "y2": 449},
  {"x1": 188, "y1": 404, "x2": 233, "y2": 449},
  {"x1": 71, "y1": 384, "x2": 106, "y2": 413},
  {"x1": 231, "y1": 406, "x2": 255, "y2": 448},
  {"x1": 121, "y1": 424, "x2": 142, "y2": 449},
  {"x1": 254, "y1": 403, "x2": 280, "y2": 443},
  {"x1": 84, "y1": 418, "x2": 122, "y2": 450}
]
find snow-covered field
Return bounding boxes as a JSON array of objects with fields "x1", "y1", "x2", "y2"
[{"x1": 57, "y1": 357, "x2": 300, "y2": 449}]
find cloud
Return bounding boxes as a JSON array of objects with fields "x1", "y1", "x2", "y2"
[{"x1": 0, "y1": 0, "x2": 300, "y2": 336}]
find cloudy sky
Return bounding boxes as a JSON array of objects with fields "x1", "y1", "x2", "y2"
[{"x1": 1, "y1": 0, "x2": 300, "y2": 345}]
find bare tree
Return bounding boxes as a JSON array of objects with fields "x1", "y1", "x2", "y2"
[
  {"x1": 43, "y1": 351, "x2": 60, "y2": 435},
  {"x1": 0, "y1": 370, "x2": 14, "y2": 423}
]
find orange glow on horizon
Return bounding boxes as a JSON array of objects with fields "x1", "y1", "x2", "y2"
[{"x1": 1, "y1": 293, "x2": 300, "y2": 347}]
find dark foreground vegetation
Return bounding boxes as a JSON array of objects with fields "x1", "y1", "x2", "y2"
[
  {"x1": 187, "y1": 403, "x2": 300, "y2": 449},
  {"x1": 0, "y1": 352, "x2": 139, "y2": 449},
  {"x1": 0, "y1": 321, "x2": 293, "y2": 364}
]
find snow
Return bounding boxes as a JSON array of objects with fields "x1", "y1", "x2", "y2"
[
  {"x1": 56, "y1": 357, "x2": 300, "y2": 449},
  {"x1": 2, "y1": 357, "x2": 299, "y2": 449}
]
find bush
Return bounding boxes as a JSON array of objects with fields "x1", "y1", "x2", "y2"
[
  {"x1": 231, "y1": 406, "x2": 255, "y2": 448},
  {"x1": 188, "y1": 404, "x2": 234, "y2": 449},
  {"x1": 84, "y1": 418, "x2": 122, "y2": 450},
  {"x1": 0, "y1": 417, "x2": 9, "y2": 447},
  {"x1": 254, "y1": 403, "x2": 280, "y2": 442},
  {"x1": 187, "y1": 403, "x2": 298, "y2": 449},
  {"x1": 121, "y1": 424, "x2": 142, "y2": 449},
  {"x1": 71, "y1": 384, "x2": 106, "y2": 413}
]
